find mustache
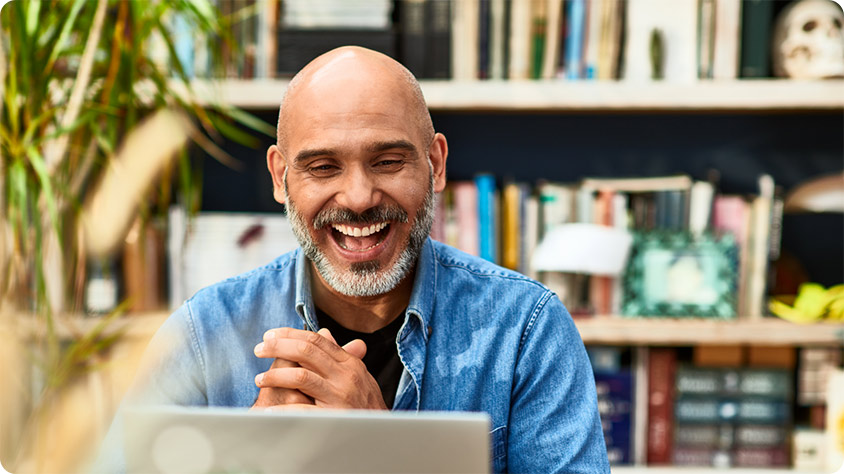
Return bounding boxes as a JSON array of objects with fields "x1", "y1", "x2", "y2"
[{"x1": 313, "y1": 204, "x2": 409, "y2": 230}]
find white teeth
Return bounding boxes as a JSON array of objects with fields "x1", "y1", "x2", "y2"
[{"x1": 331, "y1": 222, "x2": 388, "y2": 237}]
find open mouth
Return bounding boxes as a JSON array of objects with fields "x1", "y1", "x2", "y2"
[{"x1": 330, "y1": 222, "x2": 391, "y2": 251}]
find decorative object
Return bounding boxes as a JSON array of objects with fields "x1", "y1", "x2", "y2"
[
  {"x1": 772, "y1": 0, "x2": 844, "y2": 79},
  {"x1": 623, "y1": 232, "x2": 738, "y2": 318}
]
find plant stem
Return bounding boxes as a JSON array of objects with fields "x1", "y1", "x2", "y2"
[{"x1": 45, "y1": 0, "x2": 108, "y2": 177}]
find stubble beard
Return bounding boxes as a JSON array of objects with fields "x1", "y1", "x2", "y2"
[{"x1": 284, "y1": 171, "x2": 435, "y2": 297}]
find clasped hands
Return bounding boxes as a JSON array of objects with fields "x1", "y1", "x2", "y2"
[{"x1": 251, "y1": 327, "x2": 387, "y2": 411}]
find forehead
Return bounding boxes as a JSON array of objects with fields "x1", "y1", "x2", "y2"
[{"x1": 281, "y1": 66, "x2": 422, "y2": 152}]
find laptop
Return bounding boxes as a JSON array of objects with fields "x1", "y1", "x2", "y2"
[{"x1": 124, "y1": 406, "x2": 491, "y2": 474}]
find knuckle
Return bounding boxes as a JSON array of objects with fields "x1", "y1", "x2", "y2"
[
  {"x1": 304, "y1": 331, "x2": 322, "y2": 346},
  {"x1": 293, "y1": 367, "x2": 311, "y2": 386},
  {"x1": 296, "y1": 340, "x2": 315, "y2": 358}
]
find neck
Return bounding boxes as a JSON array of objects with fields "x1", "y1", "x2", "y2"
[{"x1": 310, "y1": 262, "x2": 415, "y2": 333}]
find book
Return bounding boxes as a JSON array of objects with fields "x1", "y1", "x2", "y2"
[
  {"x1": 401, "y1": 0, "x2": 428, "y2": 78},
  {"x1": 501, "y1": 181, "x2": 522, "y2": 270},
  {"x1": 597, "y1": 0, "x2": 623, "y2": 80},
  {"x1": 697, "y1": 0, "x2": 716, "y2": 79},
  {"x1": 276, "y1": 29, "x2": 397, "y2": 75},
  {"x1": 595, "y1": 370, "x2": 634, "y2": 464},
  {"x1": 489, "y1": 0, "x2": 508, "y2": 79},
  {"x1": 541, "y1": 0, "x2": 563, "y2": 79},
  {"x1": 745, "y1": 174, "x2": 775, "y2": 319},
  {"x1": 426, "y1": 0, "x2": 452, "y2": 78},
  {"x1": 712, "y1": 195, "x2": 751, "y2": 316},
  {"x1": 646, "y1": 348, "x2": 676, "y2": 465},
  {"x1": 537, "y1": 181, "x2": 575, "y2": 237},
  {"x1": 508, "y1": 0, "x2": 533, "y2": 79},
  {"x1": 522, "y1": 190, "x2": 540, "y2": 278},
  {"x1": 739, "y1": 0, "x2": 774, "y2": 78},
  {"x1": 529, "y1": 0, "x2": 548, "y2": 79},
  {"x1": 451, "y1": 0, "x2": 480, "y2": 80},
  {"x1": 622, "y1": 0, "x2": 698, "y2": 82},
  {"x1": 452, "y1": 181, "x2": 480, "y2": 256},
  {"x1": 583, "y1": 0, "x2": 604, "y2": 79},
  {"x1": 564, "y1": 0, "x2": 585, "y2": 79},
  {"x1": 826, "y1": 369, "x2": 844, "y2": 471},
  {"x1": 712, "y1": 0, "x2": 742, "y2": 80},
  {"x1": 476, "y1": 174, "x2": 498, "y2": 263},
  {"x1": 479, "y1": 0, "x2": 492, "y2": 78},
  {"x1": 590, "y1": 190, "x2": 614, "y2": 314}
]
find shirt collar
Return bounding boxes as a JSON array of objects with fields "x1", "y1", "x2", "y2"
[{"x1": 293, "y1": 238, "x2": 437, "y2": 339}]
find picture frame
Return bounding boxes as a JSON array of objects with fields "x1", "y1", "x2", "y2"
[{"x1": 622, "y1": 232, "x2": 738, "y2": 318}]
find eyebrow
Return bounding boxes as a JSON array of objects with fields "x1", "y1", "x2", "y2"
[
  {"x1": 293, "y1": 148, "x2": 336, "y2": 165},
  {"x1": 366, "y1": 140, "x2": 418, "y2": 155}
]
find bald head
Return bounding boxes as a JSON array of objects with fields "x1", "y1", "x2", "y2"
[{"x1": 276, "y1": 47, "x2": 434, "y2": 156}]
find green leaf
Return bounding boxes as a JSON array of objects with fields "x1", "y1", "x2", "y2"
[
  {"x1": 43, "y1": 0, "x2": 86, "y2": 75},
  {"x1": 217, "y1": 105, "x2": 276, "y2": 138},
  {"x1": 26, "y1": 147, "x2": 62, "y2": 245},
  {"x1": 25, "y1": 0, "x2": 41, "y2": 38}
]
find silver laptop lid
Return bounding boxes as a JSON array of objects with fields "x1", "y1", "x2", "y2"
[{"x1": 125, "y1": 406, "x2": 491, "y2": 474}]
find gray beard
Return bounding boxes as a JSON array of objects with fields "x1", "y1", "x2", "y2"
[{"x1": 284, "y1": 172, "x2": 435, "y2": 297}]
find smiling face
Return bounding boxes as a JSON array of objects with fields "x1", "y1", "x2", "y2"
[{"x1": 267, "y1": 47, "x2": 447, "y2": 298}]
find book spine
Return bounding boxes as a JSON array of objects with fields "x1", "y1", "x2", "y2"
[
  {"x1": 489, "y1": 0, "x2": 507, "y2": 79},
  {"x1": 401, "y1": 0, "x2": 428, "y2": 78},
  {"x1": 501, "y1": 181, "x2": 521, "y2": 270},
  {"x1": 530, "y1": 0, "x2": 547, "y2": 79},
  {"x1": 647, "y1": 348, "x2": 676, "y2": 464},
  {"x1": 479, "y1": 0, "x2": 491, "y2": 79},
  {"x1": 427, "y1": 0, "x2": 452, "y2": 79},
  {"x1": 564, "y1": 0, "x2": 585, "y2": 79},
  {"x1": 476, "y1": 174, "x2": 498, "y2": 263},
  {"x1": 739, "y1": 0, "x2": 773, "y2": 78}
]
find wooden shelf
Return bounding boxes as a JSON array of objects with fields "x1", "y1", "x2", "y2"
[
  {"x1": 575, "y1": 316, "x2": 844, "y2": 346},
  {"x1": 184, "y1": 78, "x2": 844, "y2": 111},
  {"x1": 8, "y1": 312, "x2": 844, "y2": 347}
]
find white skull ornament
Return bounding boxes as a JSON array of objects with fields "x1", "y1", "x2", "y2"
[{"x1": 772, "y1": 0, "x2": 844, "y2": 79}]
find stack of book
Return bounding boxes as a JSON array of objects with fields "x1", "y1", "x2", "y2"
[
  {"x1": 406, "y1": 0, "x2": 770, "y2": 81},
  {"x1": 432, "y1": 173, "x2": 783, "y2": 319},
  {"x1": 672, "y1": 367, "x2": 792, "y2": 467},
  {"x1": 165, "y1": 0, "x2": 780, "y2": 81}
]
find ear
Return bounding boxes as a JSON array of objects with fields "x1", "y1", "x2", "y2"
[
  {"x1": 429, "y1": 133, "x2": 448, "y2": 193},
  {"x1": 266, "y1": 144, "x2": 287, "y2": 204}
]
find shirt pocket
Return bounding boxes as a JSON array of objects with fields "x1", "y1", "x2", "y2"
[{"x1": 490, "y1": 425, "x2": 507, "y2": 473}]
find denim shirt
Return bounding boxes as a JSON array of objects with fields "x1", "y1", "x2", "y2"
[{"x1": 95, "y1": 238, "x2": 609, "y2": 473}]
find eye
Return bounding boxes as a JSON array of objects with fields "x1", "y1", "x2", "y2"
[
  {"x1": 374, "y1": 159, "x2": 404, "y2": 171},
  {"x1": 803, "y1": 20, "x2": 818, "y2": 32},
  {"x1": 834, "y1": 18, "x2": 842, "y2": 30},
  {"x1": 308, "y1": 164, "x2": 339, "y2": 177}
]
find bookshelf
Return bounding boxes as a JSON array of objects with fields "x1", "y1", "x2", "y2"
[{"x1": 187, "y1": 78, "x2": 844, "y2": 111}]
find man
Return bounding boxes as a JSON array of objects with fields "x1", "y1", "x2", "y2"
[{"x1": 96, "y1": 46, "x2": 609, "y2": 473}]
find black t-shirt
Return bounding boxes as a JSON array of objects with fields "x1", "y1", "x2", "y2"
[{"x1": 314, "y1": 307, "x2": 405, "y2": 408}]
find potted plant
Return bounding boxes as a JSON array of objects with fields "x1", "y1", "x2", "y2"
[{"x1": 0, "y1": 0, "x2": 273, "y2": 470}]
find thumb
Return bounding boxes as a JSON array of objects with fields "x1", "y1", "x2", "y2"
[{"x1": 343, "y1": 339, "x2": 367, "y2": 360}]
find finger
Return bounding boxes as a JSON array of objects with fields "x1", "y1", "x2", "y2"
[
  {"x1": 342, "y1": 339, "x2": 367, "y2": 360},
  {"x1": 258, "y1": 328, "x2": 351, "y2": 364},
  {"x1": 317, "y1": 328, "x2": 337, "y2": 345},
  {"x1": 256, "y1": 367, "x2": 327, "y2": 398},
  {"x1": 252, "y1": 386, "x2": 313, "y2": 407},
  {"x1": 256, "y1": 337, "x2": 338, "y2": 376}
]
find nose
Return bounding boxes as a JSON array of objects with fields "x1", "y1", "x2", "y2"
[{"x1": 334, "y1": 166, "x2": 381, "y2": 213}]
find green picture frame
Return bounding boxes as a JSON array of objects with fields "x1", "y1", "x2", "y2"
[{"x1": 622, "y1": 232, "x2": 738, "y2": 318}]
